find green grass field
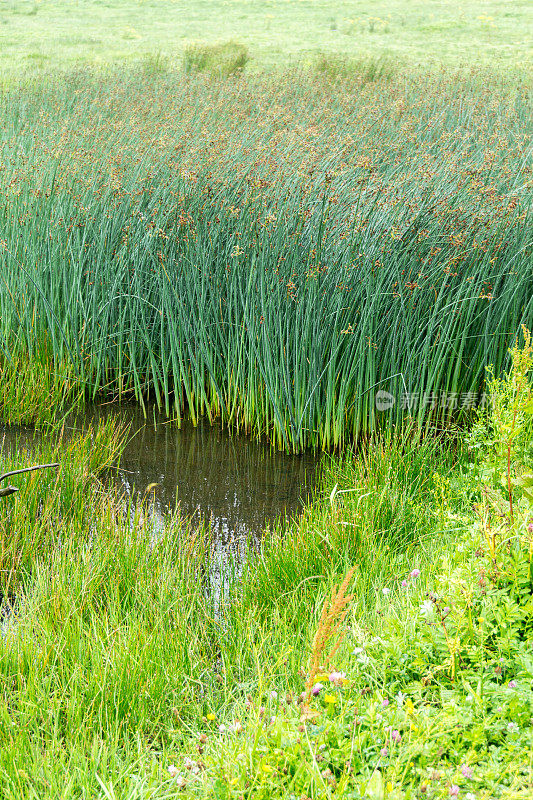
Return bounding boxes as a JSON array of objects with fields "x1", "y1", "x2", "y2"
[{"x1": 1, "y1": 0, "x2": 532, "y2": 75}]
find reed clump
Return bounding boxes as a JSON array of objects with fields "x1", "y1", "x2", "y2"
[{"x1": 0, "y1": 69, "x2": 531, "y2": 450}]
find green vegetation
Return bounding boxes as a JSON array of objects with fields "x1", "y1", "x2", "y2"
[
  {"x1": 0, "y1": 69, "x2": 531, "y2": 448},
  {"x1": 183, "y1": 41, "x2": 249, "y2": 76},
  {"x1": 1, "y1": 2, "x2": 532, "y2": 795},
  {"x1": 183, "y1": 333, "x2": 533, "y2": 799},
  {"x1": 0, "y1": 0, "x2": 531, "y2": 76},
  {"x1": 1, "y1": 333, "x2": 532, "y2": 797}
]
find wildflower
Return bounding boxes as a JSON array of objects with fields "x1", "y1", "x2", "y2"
[
  {"x1": 449, "y1": 786, "x2": 459, "y2": 797},
  {"x1": 461, "y1": 764, "x2": 473, "y2": 779},
  {"x1": 244, "y1": 696, "x2": 252, "y2": 710},
  {"x1": 410, "y1": 569, "x2": 421, "y2": 579},
  {"x1": 380, "y1": 747, "x2": 388, "y2": 757},
  {"x1": 507, "y1": 722, "x2": 519, "y2": 734},
  {"x1": 391, "y1": 729, "x2": 401, "y2": 743},
  {"x1": 382, "y1": 698, "x2": 389, "y2": 708},
  {"x1": 405, "y1": 698, "x2": 415, "y2": 715},
  {"x1": 167, "y1": 765, "x2": 179, "y2": 777},
  {"x1": 508, "y1": 680, "x2": 518, "y2": 689},
  {"x1": 218, "y1": 724, "x2": 226, "y2": 733},
  {"x1": 175, "y1": 775, "x2": 186, "y2": 789},
  {"x1": 382, "y1": 587, "x2": 391, "y2": 596},
  {"x1": 353, "y1": 648, "x2": 370, "y2": 665},
  {"x1": 528, "y1": 522, "x2": 533, "y2": 534},
  {"x1": 206, "y1": 713, "x2": 216, "y2": 721},
  {"x1": 270, "y1": 691, "x2": 278, "y2": 700},
  {"x1": 324, "y1": 693, "x2": 337, "y2": 704},
  {"x1": 269, "y1": 716, "x2": 276, "y2": 724},
  {"x1": 420, "y1": 600, "x2": 435, "y2": 620},
  {"x1": 396, "y1": 691, "x2": 406, "y2": 707},
  {"x1": 259, "y1": 706, "x2": 265, "y2": 716},
  {"x1": 312, "y1": 682, "x2": 324, "y2": 696},
  {"x1": 401, "y1": 579, "x2": 409, "y2": 588},
  {"x1": 465, "y1": 794, "x2": 476, "y2": 800},
  {"x1": 328, "y1": 671, "x2": 347, "y2": 685},
  {"x1": 230, "y1": 720, "x2": 243, "y2": 733}
]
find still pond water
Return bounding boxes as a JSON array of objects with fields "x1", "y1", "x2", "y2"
[{"x1": 1, "y1": 404, "x2": 321, "y2": 548}]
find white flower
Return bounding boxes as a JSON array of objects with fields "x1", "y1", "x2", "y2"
[
  {"x1": 465, "y1": 794, "x2": 476, "y2": 800},
  {"x1": 382, "y1": 587, "x2": 391, "y2": 596},
  {"x1": 167, "y1": 765, "x2": 179, "y2": 778},
  {"x1": 420, "y1": 600, "x2": 435, "y2": 620},
  {"x1": 507, "y1": 722, "x2": 519, "y2": 734},
  {"x1": 352, "y1": 647, "x2": 370, "y2": 665},
  {"x1": 396, "y1": 691, "x2": 406, "y2": 708}
]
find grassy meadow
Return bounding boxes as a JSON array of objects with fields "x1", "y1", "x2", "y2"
[
  {"x1": 0, "y1": 1, "x2": 533, "y2": 796},
  {"x1": 0, "y1": 0, "x2": 531, "y2": 76}
]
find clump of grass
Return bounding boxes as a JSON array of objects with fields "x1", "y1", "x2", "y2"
[
  {"x1": 312, "y1": 52, "x2": 396, "y2": 84},
  {"x1": 183, "y1": 40, "x2": 248, "y2": 77},
  {"x1": 0, "y1": 341, "x2": 82, "y2": 428},
  {"x1": 141, "y1": 51, "x2": 170, "y2": 76},
  {"x1": 0, "y1": 415, "x2": 129, "y2": 593}
]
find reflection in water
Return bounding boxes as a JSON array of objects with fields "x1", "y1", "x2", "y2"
[
  {"x1": 1, "y1": 404, "x2": 321, "y2": 547},
  {"x1": 0, "y1": 405, "x2": 321, "y2": 609}
]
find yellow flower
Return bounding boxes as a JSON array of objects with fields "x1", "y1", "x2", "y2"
[
  {"x1": 207, "y1": 713, "x2": 216, "y2": 721},
  {"x1": 405, "y1": 698, "x2": 415, "y2": 715},
  {"x1": 262, "y1": 764, "x2": 273, "y2": 773},
  {"x1": 324, "y1": 693, "x2": 337, "y2": 704}
]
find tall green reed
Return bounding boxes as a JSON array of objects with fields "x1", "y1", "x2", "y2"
[{"x1": 0, "y1": 69, "x2": 531, "y2": 449}]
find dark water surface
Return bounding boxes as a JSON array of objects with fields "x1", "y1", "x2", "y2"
[{"x1": 1, "y1": 404, "x2": 321, "y2": 546}]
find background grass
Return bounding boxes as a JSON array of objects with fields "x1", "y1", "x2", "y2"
[{"x1": 0, "y1": 0, "x2": 531, "y2": 78}]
